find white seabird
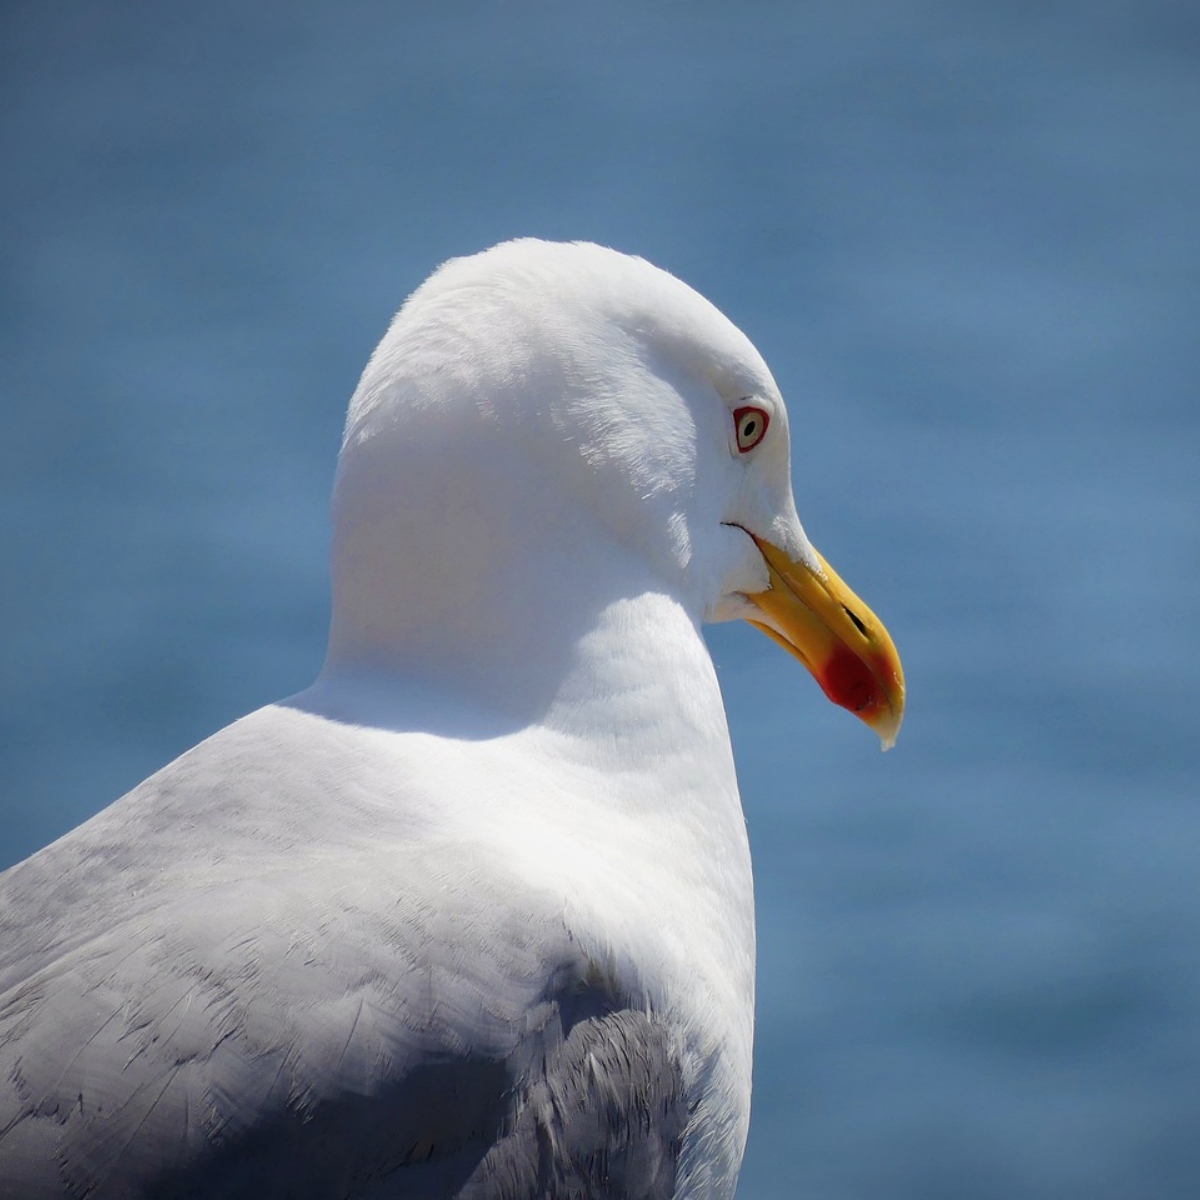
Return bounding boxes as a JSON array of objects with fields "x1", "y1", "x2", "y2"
[{"x1": 0, "y1": 240, "x2": 904, "y2": 1199}]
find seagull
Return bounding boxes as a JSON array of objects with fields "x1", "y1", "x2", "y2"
[{"x1": 0, "y1": 240, "x2": 904, "y2": 1199}]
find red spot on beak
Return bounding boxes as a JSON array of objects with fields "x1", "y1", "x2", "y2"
[{"x1": 819, "y1": 644, "x2": 881, "y2": 715}]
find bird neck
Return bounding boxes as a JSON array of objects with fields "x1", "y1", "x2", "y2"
[
  {"x1": 320, "y1": 520, "x2": 722, "y2": 745},
  {"x1": 318, "y1": 418, "x2": 717, "y2": 741}
]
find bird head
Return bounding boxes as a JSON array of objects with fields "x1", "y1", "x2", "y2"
[{"x1": 330, "y1": 239, "x2": 904, "y2": 746}]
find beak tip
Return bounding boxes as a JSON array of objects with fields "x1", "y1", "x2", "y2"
[
  {"x1": 865, "y1": 688, "x2": 904, "y2": 752},
  {"x1": 872, "y1": 710, "x2": 902, "y2": 752}
]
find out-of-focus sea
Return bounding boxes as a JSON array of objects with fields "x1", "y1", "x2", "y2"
[{"x1": 1, "y1": 2, "x2": 1197, "y2": 1196}]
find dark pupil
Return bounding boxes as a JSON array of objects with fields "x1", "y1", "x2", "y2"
[{"x1": 742, "y1": 419, "x2": 757, "y2": 439}]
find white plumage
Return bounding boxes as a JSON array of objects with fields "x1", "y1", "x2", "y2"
[{"x1": 0, "y1": 240, "x2": 902, "y2": 1199}]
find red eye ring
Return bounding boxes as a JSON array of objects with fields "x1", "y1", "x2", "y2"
[{"x1": 733, "y1": 405, "x2": 770, "y2": 453}]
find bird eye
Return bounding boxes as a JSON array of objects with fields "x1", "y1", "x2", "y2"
[{"x1": 733, "y1": 405, "x2": 770, "y2": 453}]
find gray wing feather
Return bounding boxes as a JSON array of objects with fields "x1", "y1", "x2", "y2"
[
  {"x1": 1, "y1": 919, "x2": 683, "y2": 1198},
  {"x1": 0, "y1": 716, "x2": 686, "y2": 1199},
  {"x1": 461, "y1": 1008, "x2": 684, "y2": 1200}
]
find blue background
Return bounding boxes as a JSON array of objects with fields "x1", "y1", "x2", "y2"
[{"x1": 2, "y1": 3, "x2": 1198, "y2": 1195}]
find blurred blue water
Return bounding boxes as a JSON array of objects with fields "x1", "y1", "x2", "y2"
[{"x1": 2, "y1": 2, "x2": 1198, "y2": 1195}]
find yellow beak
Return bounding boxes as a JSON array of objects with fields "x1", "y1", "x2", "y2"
[{"x1": 742, "y1": 533, "x2": 905, "y2": 749}]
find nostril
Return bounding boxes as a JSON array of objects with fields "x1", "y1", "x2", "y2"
[{"x1": 843, "y1": 606, "x2": 867, "y2": 636}]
